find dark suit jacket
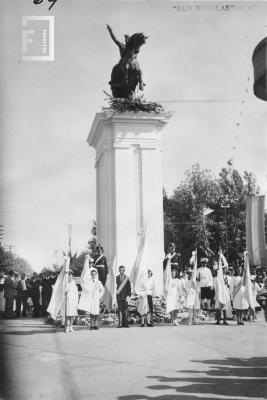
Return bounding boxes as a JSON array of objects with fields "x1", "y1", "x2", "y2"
[
  {"x1": 116, "y1": 275, "x2": 131, "y2": 301},
  {"x1": 29, "y1": 279, "x2": 40, "y2": 298},
  {"x1": 16, "y1": 280, "x2": 29, "y2": 298},
  {"x1": 94, "y1": 255, "x2": 109, "y2": 283},
  {"x1": 3, "y1": 277, "x2": 16, "y2": 299}
]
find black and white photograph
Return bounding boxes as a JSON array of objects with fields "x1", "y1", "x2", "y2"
[{"x1": 0, "y1": 0, "x2": 267, "y2": 399}]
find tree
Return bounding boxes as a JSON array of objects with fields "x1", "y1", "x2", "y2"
[
  {"x1": 164, "y1": 161, "x2": 260, "y2": 266},
  {"x1": 0, "y1": 245, "x2": 33, "y2": 275},
  {"x1": 88, "y1": 220, "x2": 97, "y2": 256},
  {"x1": 164, "y1": 164, "x2": 218, "y2": 264}
]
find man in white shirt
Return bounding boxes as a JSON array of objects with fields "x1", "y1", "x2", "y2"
[{"x1": 196, "y1": 258, "x2": 213, "y2": 310}]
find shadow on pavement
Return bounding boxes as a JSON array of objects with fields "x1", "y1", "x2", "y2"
[
  {"x1": 118, "y1": 357, "x2": 267, "y2": 400},
  {"x1": 0, "y1": 328, "x2": 58, "y2": 335}
]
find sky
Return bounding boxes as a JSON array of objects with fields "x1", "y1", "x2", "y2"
[{"x1": 0, "y1": 0, "x2": 266, "y2": 271}]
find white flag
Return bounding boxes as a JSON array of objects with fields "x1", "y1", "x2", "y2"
[
  {"x1": 217, "y1": 251, "x2": 228, "y2": 305},
  {"x1": 203, "y1": 207, "x2": 214, "y2": 216},
  {"x1": 243, "y1": 251, "x2": 254, "y2": 310}
]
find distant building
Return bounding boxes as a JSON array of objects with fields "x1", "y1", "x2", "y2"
[{"x1": 252, "y1": 37, "x2": 267, "y2": 101}]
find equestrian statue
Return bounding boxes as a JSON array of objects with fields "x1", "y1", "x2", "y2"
[{"x1": 106, "y1": 24, "x2": 148, "y2": 98}]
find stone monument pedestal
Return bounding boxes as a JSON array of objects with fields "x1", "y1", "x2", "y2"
[{"x1": 87, "y1": 111, "x2": 171, "y2": 294}]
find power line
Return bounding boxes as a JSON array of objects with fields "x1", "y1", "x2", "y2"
[{"x1": 154, "y1": 98, "x2": 242, "y2": 104}]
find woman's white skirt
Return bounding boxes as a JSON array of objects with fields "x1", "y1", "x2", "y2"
[{"x1": 233, "y1": 286, "x2": 248, "y2": 310}]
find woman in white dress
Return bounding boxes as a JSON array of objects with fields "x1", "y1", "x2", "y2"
[
  {"x1": 176, "y1": 271, "x2": 186, "y2": 325},
  {"x1": 214, "y1": 266, "x2": 231, "y2": 325},
  {"x1": 166, "y1": 269, "x2": 179, "y2": 325},
  {"x1": 136, "y1": 269, "x2": 155, "y2": 327},
  {"x1": 185, "y1": 270, "x2": 201, "y2": 325},
  {"x1": 64, "y1": 270, "x2": 79, "y2": 333},
  {"x1": 78, "y1": 268, "x2": 104, "y2": 330},
  {"x1": 250, "y1": 275, "x2": 261, "y2": 320},
  {"x1": 230, "y1": 266, "x2": 248, "y2": 325}
]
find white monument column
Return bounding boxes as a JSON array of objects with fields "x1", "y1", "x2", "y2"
[{"x1": 87, "y1": 111, "x2": 171, "y2": 294}]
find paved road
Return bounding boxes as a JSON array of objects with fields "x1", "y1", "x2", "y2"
[{"x1": 0, "y1": 315, "x2": 266, "y2": 400}]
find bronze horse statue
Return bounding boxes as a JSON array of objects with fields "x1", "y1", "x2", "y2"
[{"x1": 106, "y1": 25, "x2": 148, "y2": 98}]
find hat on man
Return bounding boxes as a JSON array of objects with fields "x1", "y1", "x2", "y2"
[{"x1": 200, "y1": 258, "x2": 209, "y2": 263}]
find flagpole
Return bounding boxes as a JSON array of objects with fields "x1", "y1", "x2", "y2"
[
  {"x1": 65, "y1": 278, "x2": 68, "y2": 330},
  {"x1": 113, "y1": 253, "x2": 117, "y2": 328},
  {"x1": 243, "y1": 251, "x2": 251, "y2": 325},
  {"x1": 67, "y1": 222, "x2": 72, "y2": 255},
  {"x1": 64, "y1": 256, "x2": 70, "y2": 330},
  {"x1": 65, "y1": 222, "x2": 72, "y2": 331},
  {"x1": 221, "y1": 204, "x2": 230, "y2": 262}
]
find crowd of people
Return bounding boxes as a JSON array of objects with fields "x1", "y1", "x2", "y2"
[
  {"x1": 0, "y1": 270, "x2": 57, "y2": 319},
  {"x1": 48, "y1": 245, "x2": 267, "y2": 332},
  {"x1": 161, "y1": 258, "x2": 264, "y2": 326},
  {"x1": 1, "y1": 244, "x2": 267, "y2": 333},
  {"x1": 162, "y1": 244, "x2": 267, "y2": 326}
]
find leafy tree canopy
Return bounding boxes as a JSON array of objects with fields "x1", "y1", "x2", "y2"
[{"x1": 164, "y1": 161, "x2": 260, "y2": 266}]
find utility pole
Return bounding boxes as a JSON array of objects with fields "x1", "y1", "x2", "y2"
[
  {"x1": 0, "y1": 225, "x2": 4, "y2": 247},
  {"x1": 3, "y1": 245, "x2": 16, "y2": 255}
]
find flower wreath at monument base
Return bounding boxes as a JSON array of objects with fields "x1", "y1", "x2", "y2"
[{"x1": 48, "y1": 294, "x2": 216, "y2": 326}]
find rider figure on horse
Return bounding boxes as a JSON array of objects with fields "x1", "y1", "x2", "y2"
[{"x1": 106, "y1": 25, "x2": 148, "y2": 98}]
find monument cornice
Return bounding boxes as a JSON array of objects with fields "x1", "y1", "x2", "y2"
[
  {"x1": 113, "y1": 138, "x2": 162, "y2": 150},
  {"x1": 87, "y1": 111, "x2": 172, "y2": 149}
]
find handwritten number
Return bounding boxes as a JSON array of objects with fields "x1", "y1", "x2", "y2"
[
  {"x1": 33, "y1": 0, "x2": 58, "y2": 10},
  {"x1": 48, "y1": 0, "x2": 58, "y2": 10}
]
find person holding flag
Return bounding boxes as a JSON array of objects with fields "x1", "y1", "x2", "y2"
[
  {"x1": 243, "y1": 251, "x2": 255, "y2": 322},
  {"x1": 64, "y1": 269, "x2": 79, "y2": 333},
  {"x1": 230, "y1": 251, "x2": 253, "y2": 325},
  {"x1": 80, "y1": 253, "x2": 94, "y2": 289},
  {"x1": 250, "y1": 275, "x2": 261, "y2": 321},
  {"x1": 214, "y1": 251, "x2": 230, "y2": 325},
  {"x1": 230, "y1": 265, "x2": 247, "y2": 325},
  {"x1": 256, "y1": 276, "x2": 267, "y2": 322},
  {"x1": 166, "y1": 266, "x2": 179, "y2": 325},
  {"x1": 78, "y1": 252, "x2": 92, "y2": 317},
  {"x1": 185, "y1": 251, "x2": 201, "y2": 325},
  {"x1": 136, "y1": 269, "x2": 155, "y2": 327},
  {"x1": 164, "y1": 254, "x2": 179, "y2": 326},
  {"x1": 78, "y1": 268, "x2": 104, "y2": 330},
  {"x1": 47, "y1": 255, "x2": 70, "y2": 326},
  {"x1": 177, "y1": 271, "x2": 187, "y2": 316}
]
